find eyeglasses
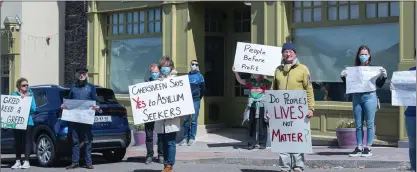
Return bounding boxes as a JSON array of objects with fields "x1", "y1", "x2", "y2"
[
  {"x1": 21, "y1": 84, "x2": 29, "y2": 88},
  {"x1": 191, "y1": 63, "x2": 198, "y2": 67}
]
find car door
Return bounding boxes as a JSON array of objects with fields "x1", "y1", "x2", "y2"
[{"x1": 1, "y1": 127, "x2": 14, "y2": 153}]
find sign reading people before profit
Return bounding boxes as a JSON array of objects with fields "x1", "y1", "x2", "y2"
[
  {"x1": 266, "y1": 90, "x2": 313, "y2": 153},
  {"x1": 233, "y1": 42, "x2": 282, "y2": 76},
  {"x1": 0, "y1": 95, "x2": 32, "y2": 130},
  {"x1": 128, "y1": 75, "x2": 195, "y2": 125}
]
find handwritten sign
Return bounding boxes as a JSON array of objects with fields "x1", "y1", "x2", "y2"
[
  {"x1": 128, "y1": 75, "x2": 195, "y2": 125},
  {"x1": 61, "y1": 99, "x2": 96, "y2": 125},
  {"x1": 345, "y1": 66, "x2": 382, "y2": 94},
  {"x1": 391, "y1": 70, "x2": 416, "y2": 106},
  {"x1": 265, "y1": 90, "x2": 312, "y2": 153},
  {"x1": 233, "y1": 42, "x2": 282, "y2": 76},
  {"x1": 0, "y1": 95, "x2": 32, "y2": 130}
]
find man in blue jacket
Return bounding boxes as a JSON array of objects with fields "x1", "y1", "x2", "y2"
[
  {"x1": 62, "y1": 68, "x2": 100, "y2": 170},
  {"x1": 179, "y1": 60, "x2": 205, "y2": 146}
]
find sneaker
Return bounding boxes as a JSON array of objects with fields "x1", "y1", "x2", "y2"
[
  {"x1": 158, "y1": 156, "x2": 164, "y2": 164},
  {"x1": 247, "y1": 144, "x2": 255, "y2": 150},
  {"x1": 348, "y1": 147, "x2": 363, "y2": 157},
  {"x1": 145, "y1": 156, "x2": 153, "y2": 164},
  {"x1": 66, "y1": 163, "x2": 79, "y2": 170},
  {"x1": 178, "y1": 139, "x2": 188, "y2": 146},
  {"x1": 188, "y1": 139, "x2": 196, "y2": 146},
  {"x1": 361, "y1": 147, "x2": 372, "y2": 157},
  {"x1": 11, "y1": 160, "x2": 21, "y2": 169},
  {"x1": 259, "y1": 145, "x2": 266, "y2": 149},
  {"x1": 85, "y1": 164, "x2": 94, "y2": 169},
  {"x1": 20, "y1": 160, "x2": 30, "y2": 169}
]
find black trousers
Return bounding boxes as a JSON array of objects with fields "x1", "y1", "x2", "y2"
[
  {"x1": 145, "y1": 122, "x2": 163, "y2": 157},
  {"x1": 13, "y1": 126, "x2": 33, "y2": 160},
  {"x1": 248, "y1": 107, "x2": 267, "y2": 147}
]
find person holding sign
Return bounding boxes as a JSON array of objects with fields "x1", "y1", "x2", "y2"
[
  {"x1": 62, "y1": 68, "x2": 100, "y2": 170},
  {"x1": 144, "y1": 64, "x2": 164, "y2": 164},
  {"x1": 179, "y1": 60, "x2": 206, "y2": 146},
  {"x1": 9, "y1": 78, "x2": 36, "y2": 169},
  {"x1": 272, "y1": 42, "x2": 315, "y2": 172},
  {"x1": 233, "y1": 66, "x2": 271, "y2": 150},
  {"x1": 155, "y1": 56, "x2": 180, "y2": 172},
  {"x1": 340, "y1": 45, "x2": 387, "y2": 157}
]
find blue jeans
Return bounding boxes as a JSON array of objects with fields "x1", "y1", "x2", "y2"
[
  {"x1": 162, "y1": 132, "x2": 176, "y2": 165},
  {"x1": 183, "y1": 99, "x2": 201, "y2": 140},
  {"x1": 405, "y1": 116, "x2": 416, "y2": 171},
  {"x1": 71, "y1": 123, "x2": 93, "y2": 165},
  {"x1": 352, "y1": 92, "x2": 377, "y2": 147}
]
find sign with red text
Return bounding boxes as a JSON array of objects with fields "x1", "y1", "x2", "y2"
[
  {"x1": 128, "y1": 75, "x2": 195, "y2": 125},
  {"x1": 233, "y1": 42, "x2": 282, "y2": 76},
  {"x1": 265, "y1": 90, "x2": 312, "y2": 153}
]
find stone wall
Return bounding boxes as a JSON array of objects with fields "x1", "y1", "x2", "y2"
[{"x1": 64, "y1": 1, "x2": 88, "y2": 87}]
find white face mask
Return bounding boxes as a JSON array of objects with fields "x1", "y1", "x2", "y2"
[{"x1": 191, "y1": 65, "x2": 198, "y2": 71}]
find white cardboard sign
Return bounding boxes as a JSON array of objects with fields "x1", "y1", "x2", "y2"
[
  {"x1": 61, "y1": 99, "x2": 96, "y2": 125},
  {"x1": 0, "y1": 95, "x2": 32, "y2": 130},
  {"x1": 345, "y1": 66, "x2": 382, "y2": 94},
  {"x1": 391, "y1": 70, "x2": 416, "y2": 106}
]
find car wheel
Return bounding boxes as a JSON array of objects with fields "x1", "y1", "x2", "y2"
[
  {"x1": 102, "y1": 148, "x2": 126, "y2": 162},
  {"x1": 36, "y1": 133, "x2": 56, "y2": 167}
]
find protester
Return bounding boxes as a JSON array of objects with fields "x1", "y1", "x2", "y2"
[
  {"x1": 390, "y1": 49, "x2": 416, "y2": 171},
  {"x1": 62, "y1": 68, "x2": 101, "y2": 170},
  {"x1": 154, "y1": 56, "x2": 179, "y2": 172},
  {"x1": 340, "y1": 45, "x2": 387, "y2": 157},
  {"x1": 272, "y1": 42, "x2": 315, "y2": 172},
  {"x1": 233, "y1": 66, "x2": 270, "y2": 150},
  {"x1": 144, "y1": 64, "x2": 164, "y2": 164},
  {"x1": 10, "y1": 78, "x2": 36, "y2": 169},
  {"x1": 179, "y1": 60, "x2": 206, "y2": 146}
]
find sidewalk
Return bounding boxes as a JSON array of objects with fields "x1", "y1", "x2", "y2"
[{"x1": 126, "y1": 128, "x2": 411, "y2": 170}]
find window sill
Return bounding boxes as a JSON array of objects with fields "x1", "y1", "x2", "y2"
[{"x1": 314, "y1": 101, "x2": 398, "y2": 111}]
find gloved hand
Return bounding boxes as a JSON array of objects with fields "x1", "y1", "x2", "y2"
[
  {"x1": 340, "y1": 70, "x2": 347, "y2": 77},
  {"x1": 380, "y1": 68, "x2": 388, "y2": 78}
]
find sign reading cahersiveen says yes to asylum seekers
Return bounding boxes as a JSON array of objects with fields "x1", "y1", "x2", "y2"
[
  {"x1": 128, "y1": 75, "x2": 195, "y2": 125},
  {"x1": 233, "y1": 42, "x2": 282, "y2": 76}
]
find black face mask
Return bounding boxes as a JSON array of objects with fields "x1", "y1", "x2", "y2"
[{"x1": 75, "y1": 79, "x2": 87, "y2": 87}]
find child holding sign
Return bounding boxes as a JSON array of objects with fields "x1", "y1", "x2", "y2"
[{"x1": 234, "y1": 67, "x2": 271, "y2": 150}]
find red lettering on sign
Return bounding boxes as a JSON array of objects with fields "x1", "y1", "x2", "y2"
[
  {"x1": 271, "y1": 129, "x2": 304, "y2": 142},
  {"x1": 132, "y1": 97, "x2": 146, "y2": 109}
]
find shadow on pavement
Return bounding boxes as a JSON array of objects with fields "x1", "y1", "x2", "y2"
[
  {"x1": 314, "y1": 151, "x2": 350, "y2": 156},
  {"x1": 206, "y1": 142, "x2": 248, "y2": 150},
  {"x1": 133, "y1": 170, "x2": 160, "y2": 172},
  {"x1": 241, "y1": 170, "x2": 278, "y2": 172}
]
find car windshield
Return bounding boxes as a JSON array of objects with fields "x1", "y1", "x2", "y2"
[{"x1": 62, "y1": 88, "x2": 119, "y2": 104}]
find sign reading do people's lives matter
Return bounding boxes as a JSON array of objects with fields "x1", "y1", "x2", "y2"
[
  {"x1": 345, "y1": 66, "x2": 382, "y2": 94},
  {"x1": 391, "y1": 70, "x2": 416, "y2": 106},
  {"x1": 265, "y1": 90, "x2": 312, "y2": 153},
  {"x1": 0, "y1": 95, "x2": 32, "y2": 130},
  {"x1": 233, "y1": 42, "x2": 282, "y2": 76},
  {"x1": 128, "y1": 75, "x2": 195, "y2": 125}
]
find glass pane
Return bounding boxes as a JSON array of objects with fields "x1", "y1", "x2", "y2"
[
  {"x1": 210, "y1": 21, "x2": 218, "y2": 32},
  {"x1": 127, "y1": 12, "x2": 133, "y2": 22},
  {"x1": 390, "y1": 1, "x2": 399, "y2": 17},
  {"x1": 303, "y1": 9, "x2": 312, "y2": 22},
  {"x1": 339, "y1": 5, "x2": 348, "y2": 20},
  {"x1": 106, "y1": 26, "x2": 110, "y2": 35},
  {"x1": 234, "y1": 10, "x2": 241, "y2": 21},
  {"x1": 155, "y1": 21, "x2": 161, "y2": 33},
  {"x1": 235, "y1": 21, "x2": 242, "y2": 32},
  {"x1": 106, "y1": 15, "x2": 110, "y2": 24},
  {"x1": 366, "y1": 4, "x2": 376, "y2": 18},
  {"x1": 148, "y1": 22, "x2": 154, "y2": 33},
  {"x1": 313, "y1": 8, "x2": 321, "y2": 21},
  {"x1": 139, "y1": 23, "x2": 145, "y2": 34},
  {"x1": 110, "y1": 37, "x2": 163, "y2": 94},
  {"x1": 112, "y1": 25, "x2": 118, "y2": 35},
  {"x1": 243, "y1": 9, "x2": 251, "y2": 20},
  {"x1": 204, "y1": 36, "x2": 225, "y2": 96},
  {"x1": 127, "y1": 24, "x2": 132, "y2": 34},
  {"x1": 133, "y1": 12, "x2": 139, "y2": 22},
  {"x1": 350, "y1": 4, "x2": 359, "y2": 19},
  {"x1": 328, "y1": 1, "x2": 337, "y2": 5},
  {"x1": 313, "y1": 1, "x2": 321, "y2": 6},
  {"x1": 140, "y1": 11, "x2": 145, "y2": 22},
  {"x1": 112, "y1": 14, "x2": 118, "y2": 24},
  {"x1": 328, "y1": 7, "x2": 337, "y2": 21},
  {"x1": 118, "y1": 13, "x2": 124, "y2": 24},
  {"x1": 294, "y1": 9, "x2": 302, "y2": 23},
  {"x1": 378, "y1": 2, "x2": 389, "y2": 17},
  {"x1": 294, "y1": 22, "x2": 399, "y2": 103},
  {"x1": 155, "y1": 8, "x2": 161, "y2": 20},
  {"x1": 133, "y1": 24, "x2": 138, "y2": 34},
  {"x1": 339, "y1": 1, "x2": 348, "y2": 4},
  {"x1": 148, "y1": 10, "x2": 155, "y2": 21},
  {"x1": 303, "y1": 1, "x2": 311, "y2": 7},
  {"x1": 294, "y1": 1, "x2": 302, "y2": 8},
  {"x1": 243, "y1": 21, "x2": 250, "y2": 32},
  {"x1": 118, "y1": 25, "x2": 124, "y2": 34}
]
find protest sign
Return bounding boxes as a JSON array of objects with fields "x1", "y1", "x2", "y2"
[
  {"x1": 233, "y1": 42, "x2": 282, "y2": 76},
  {"x1": 391, "y1": 70, "x2": 416, "y2": 106},
  {"x1": 265, "y1": 90, "x2": 312, "y2": 153},
  {"x1": 0, "y1": 95, "x2": 32, "y2": 130},
  {"x1": 345, "y1": 66, "x2": 382, "y2": 94},
  {"x1": 61, "y1": 99, "x2": 96, "y2": 125},
  {"x1": 128, "y1": 75, "x2": 195, "y2": 125}
]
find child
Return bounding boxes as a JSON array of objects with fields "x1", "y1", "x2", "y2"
[{"x1": 233, "y1": 67, "x2": 271, "y2": 150}]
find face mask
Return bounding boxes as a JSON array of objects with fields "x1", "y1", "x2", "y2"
[
  {"x1": 161, "y1": 67, "x2": 171, "y2": 74},
  {"x1": 151, "y1": 72, "x2": 159, "y2": 79},
  {"x1": 359, "y1": 55, "x2": 369, "y2": 64},
  {"x1": 191, "y1": 65, "x2": 198, "y2": 71}
]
